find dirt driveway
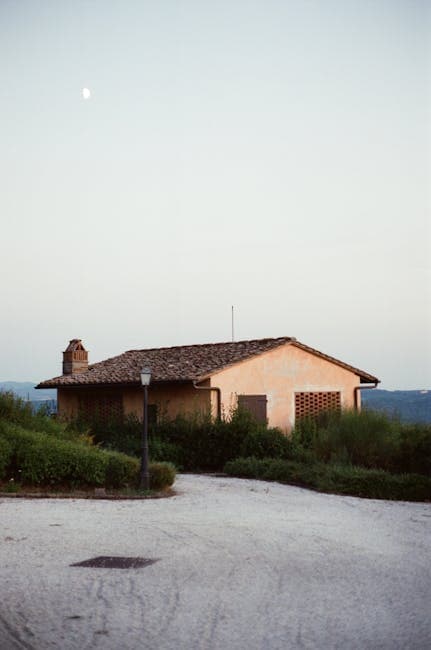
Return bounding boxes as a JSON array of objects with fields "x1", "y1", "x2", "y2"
[{"x1": 1, "y1": 474, "x2": 430, "y2": 649}]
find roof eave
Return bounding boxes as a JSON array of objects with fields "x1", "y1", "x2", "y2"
[
  {"x1": 36, "y1": 378, "x2": 197, "y2": 390},
  {"x1": 359, "y1": 376, "x2": 380, "y2": 385}
]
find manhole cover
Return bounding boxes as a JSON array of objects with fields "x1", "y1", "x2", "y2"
[{"x1": 70, "y1": 556, "x2": 158, "y2": 569}]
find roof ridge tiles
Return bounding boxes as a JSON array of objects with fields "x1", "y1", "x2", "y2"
[{"x1": 124, "y1": 336, "x2": 293, "y2": 354}]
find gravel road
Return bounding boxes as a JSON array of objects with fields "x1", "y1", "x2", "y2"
[{"x1": 1, "y1": 474, "x2": 430, "y2": 650}]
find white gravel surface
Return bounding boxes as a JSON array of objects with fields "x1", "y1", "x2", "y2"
[{"x1": 1, "y1": 474, "x2": 430, "y2": 650}]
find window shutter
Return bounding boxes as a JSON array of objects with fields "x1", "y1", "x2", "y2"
[{"x1": 238, "y1": 395, "x2": 268, "y2": 423}]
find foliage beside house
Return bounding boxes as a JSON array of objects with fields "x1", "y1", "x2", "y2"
[{"x1": 0, "y1": 391, "x2": 175, "y2": 492}]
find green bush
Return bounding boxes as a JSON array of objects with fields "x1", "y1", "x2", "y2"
[
  {"x1": 394, "y1": 423, "x2": 431, "y2": 475},
  {"x1": 151, "y1": 407, "x2": 288, "y2": 471},
  {"x1": 0, "y1": 391, "x2": 35, "y2": 429},
  {"x1": 104, "y1": 451, "x2": 140, "y2": 488},
  {"x1": 0, "y1": 391, "x2": 65, "y2": 436},
  {"x1": 296, "y1": 409, "x2": 399, "y2": 470},
  {"x1": 148, "y1": 436, "x2": 184, "y2": 468},
  {"x1": 240, "y1": 427, "x2": 292, "y2": 460},
  {"x1": 0, "y1": 390, "x2": 93, "y2": 444},
  {"x1": 321, "y1": 464, "x2": 431, "y2": 501},
  {"x1": 82, "y1": 407, "x2": 276, "y2": 471},
  {"x1": 291, "y1": 409, "x2": 431, "y2": 474},
  {"x1": 0, "y1": 421, "x2": 139, "y2": 488},
  {"x1": 0, "y1": 421, "x2": 46, "y2": 457},
  {"x1": 0, "y1": 437, "x2": 12, "y2": 480},
  {"x1": 153, "y1": 411, "x2": 217, "y2": 470},
  {"x1": 17, "y1": 439, "x2": 108, "y2": 486},
  {"x1": 67, "y1": 404, "x2": 431, "y2": 478},
  {"x1": 224, "y1": 457, "x2": 431, "y2": 502},
  {"x1": 149, "y1": 462, "x2": 176, "y2": 490},
  {"x1": 79, "y1": 413, "x2": 142, "y2": 456}
]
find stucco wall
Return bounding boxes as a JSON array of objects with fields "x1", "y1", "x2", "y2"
[
  {"x1": 57, "y1": 388, "x2": 79, "y2": 419},
  {"x1": 123, "y1": 382, "x2": 211, "y2": 419},
  {"x1": 57, "y1": 382, "x2": 211, "y2": 421},
  {"x1": 209, "y1": 343, "x2": 360, "y2": 432}
]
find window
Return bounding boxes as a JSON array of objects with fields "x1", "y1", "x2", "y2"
[
  {"x1": 295, "y1": 391, "x2": 341, "y2": 421},
  {"x1": 238, "y1": 394, "x2": 267, "y2": 423}
]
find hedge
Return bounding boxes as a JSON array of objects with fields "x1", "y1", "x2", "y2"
[
  {"x1": 0, "y1": 421, "x2": 178, "y2": 491},
  {"x1": 149, "y1": 462, "x2": 176, "y2": 490},
  {"x1": 0, "y1": 421, "x2": 139, "y2": 489},
  {"x1": 224, "y1": 457, "x2": 431, "y2": 502}
]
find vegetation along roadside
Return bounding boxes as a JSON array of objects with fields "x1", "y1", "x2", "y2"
[
  {"x1": 1, "y1": 389, "x2": 430, "y2": 502},
  {"x1": 0, "y1": 392, "x2": 175, "y2": 496},
  {"x1": 70, "y1": 401, "x2": 431, "y2": 502}
]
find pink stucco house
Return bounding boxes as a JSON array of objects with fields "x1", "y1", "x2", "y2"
[{"x1": 37, "y1": 337, "x2": 379, "y2": 432}]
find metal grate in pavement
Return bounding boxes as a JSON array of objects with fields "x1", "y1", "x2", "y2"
[{"x1": 70, "y1": 556, "x2": 158, "y2": 569}]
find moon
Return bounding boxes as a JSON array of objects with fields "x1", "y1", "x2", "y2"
[{"x1": 82, "y1": 87, "x2": 91, "y2": 100}]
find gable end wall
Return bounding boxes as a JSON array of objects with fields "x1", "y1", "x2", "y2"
[{"x1": 210, "y1": 343, "x2": 360, "y2": 431}]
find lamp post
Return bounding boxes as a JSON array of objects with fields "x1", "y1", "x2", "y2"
[{"x1": 140, "y1": 367, "x2": 151, "y2": 490}]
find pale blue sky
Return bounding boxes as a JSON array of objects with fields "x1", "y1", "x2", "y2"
[{"x1": 1, "y1": 0, "x2": 429, "y2": 388}]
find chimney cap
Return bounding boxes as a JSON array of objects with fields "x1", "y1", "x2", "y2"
[{"x1": 64, "y1": 339, "x2": 87, "y2": 353}]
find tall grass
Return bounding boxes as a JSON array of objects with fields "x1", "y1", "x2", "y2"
[{"x1": 293, "y1": 409, "x2": 431, "y2": 476}]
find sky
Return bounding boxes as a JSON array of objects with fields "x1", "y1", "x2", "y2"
[{"x1": 0, "y1": 0, "x2": 430, "y2": 389}]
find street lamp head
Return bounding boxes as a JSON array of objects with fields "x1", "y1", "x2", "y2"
[{"x1": 140, "y1": 367, "x2": 152, "y2": 386}]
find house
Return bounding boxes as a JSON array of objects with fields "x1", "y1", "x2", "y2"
[{"x1": 36, "y1": 337, "x2": 379, "y2": 432}]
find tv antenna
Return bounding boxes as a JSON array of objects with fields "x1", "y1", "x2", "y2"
[{"x1": 231, "y1": 305, "x2": 235, "y2": 342}]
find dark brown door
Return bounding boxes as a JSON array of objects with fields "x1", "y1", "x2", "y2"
[{"x1": 238, "y1": 394, "x2": 268, "y2": 423}]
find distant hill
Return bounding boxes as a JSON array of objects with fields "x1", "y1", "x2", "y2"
[
  {"x1": 362, "y1": 389, "x2": 431, "y2": 424},
  {"x1": 0, "y1": 382, "x2": 57, "y2": 413},
  {"x1": 0, "y1": 382, "x2": 56, "y2": 401}
]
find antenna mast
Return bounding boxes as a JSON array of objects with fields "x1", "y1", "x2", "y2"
[{"x1": 231, "y1": 305, "x2": 235, "y2": 342}]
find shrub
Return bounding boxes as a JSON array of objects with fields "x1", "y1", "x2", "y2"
[
  {"x1": 149, "y1": 462, "x2": 176, "y2": 490},
  {"x1": 0, "y1": 390, "x2": 92, "y2": 444},
  {"x1": 152, "y1": 407, "x2": 285, "y2": 471},
  {"x1": 0, "y1": 391, "x2": 34, "y2": 429},
  {"x1": 223, "y1": 456, "x2": 272, "y2": 479},
  {"x1": 153, "y1": 411, "x2": 218, "y2": 470},
  {"x1": 0, "y1": 437, "x2": 12, "y2": 480},
  {"x1": 17, "y1": 439, "x2": 108, "y2": 487},
  {"x1": 224, "y1": 457, "x2": 431, "y2": 502},
  {"x1": 394, "y1": 423, "x2": 431, "y2": 475},
  {"x1": 0, "y1": 421, "x2": 139, "y2": 488},
  {"x1": 79, "y1": 413, "x2": 142, "y2": 456},
  {"x1": 297, "y1": 410, "x2": 431, "y2": 476},
  {"x1": 0, "y1": 391, "x2": 65, "y2": 436},
  {"x1": 149, "y1": 436, "x2": 184, "y2": 468},
  {"x1": 292, "y1": 415, "x2": 320, "y2": 449},
  {"x1": 240, "y1": 427, "x2": 292, "y2": 460},
  {"x1": 70, "y1": 406, "x2": 296, "y2": 471},
  {"x1": 292, "y1": 410, "x2": 400, "y2": 471},
  {"x1": 68, "y1": 405, "x2": 431, "y2": 477},
  {"x1": 71, "y1": 413, "x2": 184, "y2": 468},
  {"x1": 318, "y1": 464, "x2": 431, "y2": 501},
  {"x1": 105, "y1": 451, "x2": 140, "y2": 488}
]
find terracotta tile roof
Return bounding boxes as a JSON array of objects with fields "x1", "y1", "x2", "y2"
[{"x1": 36, "y1": 337, "x2": 379, "y2": 389}]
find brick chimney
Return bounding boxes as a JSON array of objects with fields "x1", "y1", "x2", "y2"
[{"x1": 62, "y1": 339, "x2": 88, "y2": 375}]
